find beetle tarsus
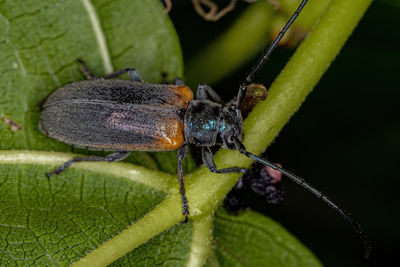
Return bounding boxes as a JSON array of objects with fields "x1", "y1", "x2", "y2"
[
  {"x1": 46, "y1": 159, "x2": 74, "y2": 177},
  {"x1": 46, "y1": 152, "x2": 131, "y2": 178},
  {"x1": 182, "y1": 195, "x2": 189, "y2": 223}
]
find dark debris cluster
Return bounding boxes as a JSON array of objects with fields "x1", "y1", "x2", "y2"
[{"x1": 224, "y1": 162, "x2": 284, "y2": 213}]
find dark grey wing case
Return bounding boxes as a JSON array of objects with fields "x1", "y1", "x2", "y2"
[{"x1": 40, "y1": 80, "x2": 186, "y2": 151}]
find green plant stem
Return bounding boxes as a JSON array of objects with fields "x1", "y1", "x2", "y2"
[
  {"x1": 71, "y1": 195, "x2": 183, "y2": 267},
  {"x1": 0, "y1": 151, "x2": 175, "y2": 192},
  {"x1": 187, "y1": 214, "x2": 214, "y2": 267}
]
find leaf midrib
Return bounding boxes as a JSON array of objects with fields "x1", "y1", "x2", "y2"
[{"x1": 79, "y1": 0, "x2": 113, "y2": 74}]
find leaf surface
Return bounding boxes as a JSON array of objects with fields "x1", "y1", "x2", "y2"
[
  {"x1": 0, "y1": 163, "x2": 166, "y2": 265},
  {"x1": 210, "y1": 209, "x2": 321, "y2": 267}
]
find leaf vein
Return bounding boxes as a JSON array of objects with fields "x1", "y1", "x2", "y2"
[{"x1": 79, "y1": 0, "x2": 113, "y2": 74}]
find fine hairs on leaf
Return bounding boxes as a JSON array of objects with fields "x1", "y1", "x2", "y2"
[{"x1": 0, "y1": 0, "x2": 373, "y2": 266}]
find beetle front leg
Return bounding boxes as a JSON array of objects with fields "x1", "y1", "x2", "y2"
[
  {"x1": 77, "y1": 59, "x2": 143, "y2": 82},
  {"x1": 202, "y1": 147, "x2": 247, "y2": 174},
  {"x1": 105, "y1": 68, "x2": 143, "y2": 82},
  {"x1": 46, "y1": 151, "x2": 131, "y2": 177},
  {"x1": 173, "y1": 77, "x2": 185, "y2": 86},
  {"x1": 196, "y1": 84, "x2": 224, "y2": 103}
]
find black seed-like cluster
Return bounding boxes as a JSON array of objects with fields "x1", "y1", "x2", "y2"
[{"x1": 224, "y1": 162, "x2": 284, "y2": 213}]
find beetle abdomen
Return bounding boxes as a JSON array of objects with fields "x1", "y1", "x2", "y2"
[{"x1": 40, "y1": 80, "x2": 193, "y2": 151}]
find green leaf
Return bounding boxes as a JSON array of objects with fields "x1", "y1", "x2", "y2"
[
  {"x1": 0, "y1": 0, "x2": 372, "y2": 266},
  {"x1": 210, "y1": 208, "x2": 321, "y2": 267},
  {"x1": 112, "y1": 223, "x2": 192, "y2": 266},
  {"x1": 0, "y1": 162, "x2": 167, "y2": 265}
]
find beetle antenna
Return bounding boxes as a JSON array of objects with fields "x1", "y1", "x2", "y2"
[
  {"x1": 236, "y1": 0, "x2": 308, "y2": 109},
  {"x1": 232, "y1": 137, "x2": 372, "y2": 259}
]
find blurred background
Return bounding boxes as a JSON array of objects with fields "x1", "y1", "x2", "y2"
[{"x1": 168, "y1": 0, "x2": 398, "y2": 266}]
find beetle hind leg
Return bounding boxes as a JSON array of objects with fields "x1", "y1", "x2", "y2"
[{"x1": 46, "y1": 151, "x2": 131, "y2": 177}]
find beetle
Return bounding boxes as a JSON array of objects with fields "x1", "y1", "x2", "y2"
[{"x1": 39, "y1": 0, "x2": 371, "y2": 258}]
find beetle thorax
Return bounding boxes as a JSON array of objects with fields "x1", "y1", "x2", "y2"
[{"x1": 184, "y1": 100, "x2": 243, "y2": 148}]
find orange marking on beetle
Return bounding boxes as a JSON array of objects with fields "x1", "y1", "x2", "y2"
[
  {"x1": 170, "y1": 85, "x2": 193, "y2": 105},
  {"x1": 87, "y1": 118, "x2": 185, "y2": 151},
  {"x1": 155, "y1": 120, "x2": 185, "y2": 150}
]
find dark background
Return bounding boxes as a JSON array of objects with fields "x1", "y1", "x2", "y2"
[{"x1": 170, "y1": 0, "x2": 399, "y2": 266}]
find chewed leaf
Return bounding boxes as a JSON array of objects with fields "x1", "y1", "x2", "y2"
[{"x1": 210, "y1": 208, "x2": 322, "y2": 267}]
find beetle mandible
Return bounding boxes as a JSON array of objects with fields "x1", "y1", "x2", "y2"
[{"x1": 39, "y1": 0, "x2": 371, "y2": 258}]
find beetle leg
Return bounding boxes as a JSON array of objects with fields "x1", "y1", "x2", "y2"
[
  {"x1": 77, "y1": 59, "x2": 95, "y2": 79},
  {"x1": 196, "y1": 84, "x2": 224, "y2": 103},
  {"x1": 173, "y1": 77, "x2": 185, "y2": 86},
  {"x1": 76, "y1": 59, "x2": 143, "y2": 82},
  {"x1": 104, "y1": 68, "x2": 143, "y2": 82},
  {"x1": 46, "y1": 151, "x2": 131, "y2": 177},
  {"x1": 202, "y1": 147, "x2": 247, "y2": 173},
  {"x1": 177, "y1": 144, "x2": 189, "y2": 222}
]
